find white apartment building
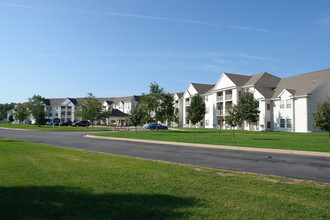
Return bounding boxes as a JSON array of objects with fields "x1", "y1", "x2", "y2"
[
  {"x1": 15, "y1": 96, "x2": 141, "y2": 125},
  {"x1": 178, "y1": 69, "x2": 330, "y2": 132}
]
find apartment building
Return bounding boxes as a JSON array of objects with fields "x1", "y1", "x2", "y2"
[
  {"x1": 177, "y1": 69, "x2": 330, "y2": 132},
  {"x1": 24, "y1": 96, "x2": 140, "y2": 125}
]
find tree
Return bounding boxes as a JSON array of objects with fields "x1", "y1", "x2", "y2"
[
  {"x1": 15, "y1": 104, "x2": 29, "y2": 124},
  {"x1": 141, "y1": 82, "x2": 174, "y2": 131},
  {"x1": 100, "y1": 109, "x2": 112, "y2": 125},
  {"x1": 313, "y1": 98, "x2": 330, "y2": 143},
  {"x1": 187, "y1": 94, "x2": 206, "y2": 130},
  {"x1": 217, "y1": 115, "x2": 225, "y2": 133},
  {"x1": 75, "y1": 93, "x2": 104, "y2": 127},
  {"x1": 236, "y1": 92, "x2": 260, "y2": 130},
  {"x1": 28, "y1": 95, "x2": 46, "y2": 126},
  {"x1": 129, "y1": 107, "x2": 145, "y2": 134},
  {"x1": 225, "y1": 105, "x2": 244, "y2": 140},
  {"x1": 8, "y1": 114, "x2": 14, "y2": 123},
  {"x1": 0, "y1": 103, "x2": 15, "y2": 120}
]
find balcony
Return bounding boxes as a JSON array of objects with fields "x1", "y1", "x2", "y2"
[
  {"x1": 216, "y1": 110, "x2": 225, "y2": 116},
  {"x1": 216, "y1": 96, "x2": 223, "y2": 102},
  {"x1": 185, "y1": 101, "x2": 190, "y2": 106},
  {"x1": 225, "y1": 94, "x2": 232, "y2": 101}
]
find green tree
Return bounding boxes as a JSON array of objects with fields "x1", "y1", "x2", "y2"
[
  {"x1": 129, "y1": 107, "x2": 145, "y2": 134},
  {"x1": 313, "y1": 98, "x2": 330, "y2": 143},
  {"x1": 187, "y1": 94, "x2": 206, "y2": 130},
  {"x1": 141, "y1": 82, "x2": 174, "y2": 131},
  {"x1": 8, "y1": 114, "x2": 14, "y2": 123},
  {"x1": 225, "y1": 105, "x2": 243, "y2": 140},
  {"x1": 100, "y1": 109, "x2": 112, "y2": 125},
  {"x1": 0, "y1": 103, "x2": 15, "y2": 120},
  {"x1": 75, "y1": 93, "x2": 104, "y2": 127},
  {"x1": 28, "y1": 95, "x2": 46, "y2": 126},
  {"x1": 237, "y1": 92, "x2": 260, "y2": 130},
  {"x1": 15, "y1": 104, "x2": 29, "y2": 124}
]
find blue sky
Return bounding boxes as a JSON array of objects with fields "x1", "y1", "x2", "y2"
[{"x1": 1, "y1": 0, "x2": 329, "y2": 103}]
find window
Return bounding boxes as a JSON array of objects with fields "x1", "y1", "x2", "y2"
[
  {"x1": 280, "y1": 119, "x2": 285, "y2": 128},
  {"x1": 267, "y1": 104, "x2": 270, "y2": 110},
  {"x1": 267, "y1": 121, "x2": 271, "y2": 129},
  {"x1": 287, "y1": 119, "x2": 292, "y2": 128},
  {"x1": 286, "y1": 99, "x2": 292, "y2": 108},
  {"x1": 280, "y1": 100, "x2": 285, "y2": 109}
]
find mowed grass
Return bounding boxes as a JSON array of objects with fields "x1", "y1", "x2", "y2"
[
  {"x1": 0, "y1": 138, "x2": 329, "y2": 219},
  {"x1": 94, "y1": 128, "x2": 330, "y2": 152},
  {"x1": 0, "y1": 123, "x2": 110, "y2": 131}
]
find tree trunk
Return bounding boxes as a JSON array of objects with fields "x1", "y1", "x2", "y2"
[
  {"x1": 135, "y1": 126, "x2": 137, "y2": 134},
  {"x1": 232, "y1": 126, "x2": 235, "y2": 140}
]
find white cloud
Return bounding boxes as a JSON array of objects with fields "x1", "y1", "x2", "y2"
[
  {"x1": 234, "y1": 53, "x2": 279, "y2": 62},
  {"x1": 0, "y1": 3, "x2": 289, "y2": 35}
]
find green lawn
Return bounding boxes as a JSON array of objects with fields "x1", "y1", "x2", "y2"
[
  {"x1": 94, "y1": 128, "x2": 330, "y2": 152},
  {"x1": 0, "y1": 123, "x2": 111, "y2": 131},
  {"x1": 0, "y1": 138, "x2": 329, "y2": 219}
]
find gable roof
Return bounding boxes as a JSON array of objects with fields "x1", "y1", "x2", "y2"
[
  {"x1": 191, "y1": 83, "x2": 215, "y2": 94},
  {"x1": 244, "y1": 72, "x2": 281, "y2": 88},
  {"x1": 43, "y1": 98, "x2": 64, "y2": 106},
  {"x1": 272, "y1": 69, "x2": 330, "y2": 97},
  {"x1": 110, "y1": 109, "x2": 128, "y2": 117},
  {"x1": 224, "y1": 73, "x2": 251, "y2": 86},
  {"x1": 176, "y1": 92, "x2": 184, "y2": 98}
]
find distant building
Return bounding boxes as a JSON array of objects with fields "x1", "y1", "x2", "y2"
[{"x1": 9, "y1": 96, "x2": 140, "y2": 126}]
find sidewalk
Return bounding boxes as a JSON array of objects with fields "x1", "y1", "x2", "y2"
[{"x1": 85, "y1": 135, "x2": 330, "y2": 158}]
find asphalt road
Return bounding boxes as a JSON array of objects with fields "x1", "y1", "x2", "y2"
[{"x1": 1, "y1": 129, "x2": 330, "y2": 183}]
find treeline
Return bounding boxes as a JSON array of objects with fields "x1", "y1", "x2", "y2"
[{"x1": 0, "y1": 103, "x2": 16, "y2": 120}]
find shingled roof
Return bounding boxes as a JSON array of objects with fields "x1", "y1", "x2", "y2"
[
  {"x1": 224, "y1": 73, "x2": 251, "y2": 86},
  {"x1": 272, "y1": 69, "x2": 330, "y2": 97},
  {"x1": 191, "y1": 83, "x2": 215, "y2": 94}
]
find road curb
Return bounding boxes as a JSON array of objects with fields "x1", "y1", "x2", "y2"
[{"x1": 84, "y1": 135, "x2": 330, "y2": 158}]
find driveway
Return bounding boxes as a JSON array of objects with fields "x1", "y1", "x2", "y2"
[{"x1": 1, "y1": 128, "x2": 330, "y2": 183}]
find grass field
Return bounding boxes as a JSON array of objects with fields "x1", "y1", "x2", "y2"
[
  {"x1": 94, "y1": 128, "x2": 330, "y2": 152},
  {"x1": 0, "y1": 123, "x2": 111, "y2": 131},
  {"x1": 0, "y1": 138, "x2": 329, "y2": 219}
]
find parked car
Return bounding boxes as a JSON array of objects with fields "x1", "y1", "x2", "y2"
[
  {"x1": 144, "y1": 123, "x2": 168, "y2": 130},
  {"x1": 73, "y1": 120, "x2": 90, "y2": 127},
  {"x1": 61, "y1": 120, "x2": 72, "y2": 126}
]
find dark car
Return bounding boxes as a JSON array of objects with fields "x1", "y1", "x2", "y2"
[
  {"x1": 62, "y1": 120, "x2": 72, "y2": 126},
  {"x1": 145, "y1": 123, "x2": 168, "y2": 130},
  {"x1": 73, "y1": 120, "x2": 90, "y2": 127}
]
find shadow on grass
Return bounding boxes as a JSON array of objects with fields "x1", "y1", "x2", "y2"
[
  {"x1": 0, "y1": 139, "x2": 23, "y2": 143},
  {"x1": 251, "y1": 138, "x2": 281, "y2": 141},
  {"x1": 0, "y1": 186, "x2": 199, "y2": 219}
]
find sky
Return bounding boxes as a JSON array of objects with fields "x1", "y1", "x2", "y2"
[{"x1": 1, "y1": 0, "x2": 330, "y2": 103}]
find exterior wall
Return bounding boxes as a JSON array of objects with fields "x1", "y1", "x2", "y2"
[
  {"x1": 293, "y1": 97, "x2": 308, "y2": 132},
  {"x1": 182, "y1": 86, "x2": 197, "y2": 127},
  {"x1": 307, "y1": 80, "x2": 330, "y2": 132},
  {"x1": 173, "y1": 94, "x2": 183, "y2": 127},
  {"x1": 272, "y1": 90, "x2": 296, "y2": 132},
  {"x1": 204, "y1": 93, "x2": 216, "y2": 128}
]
